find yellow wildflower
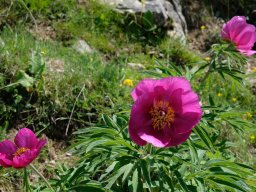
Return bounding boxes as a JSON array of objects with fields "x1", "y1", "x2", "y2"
[
  {"x1": 123, "y1": 79, "x2": 133, "y2": 87},
  {"x1": 250, "y1": 135, "x2": 256, "y2": 143},
  {"x1": 217, "y1": 93, "x2": 223, "y2": 97},
  {"x1": 232, "y1": 97, "x2": 237, "y2": 102},
  {"x1": 204, "y1": 57, "x2": 211, "y2": 61},
  {"x1": 40, "y1": 50, "x2": 46, "y2": 55},
  {"x1": 200, "y1": 25, "x2": 206, "y2": 30},
  {"x1": 252, "y1": 67, "x2": 256, "y2": 73},
  {"x1": 246, "y1": 112, "x2": 253, "y2": 119},
  {"x1": 242, "y1": 112, "x2": 253, "y2": 120}
]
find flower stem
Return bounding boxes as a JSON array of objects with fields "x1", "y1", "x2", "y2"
[
  {"x1": 200, "y1": 60, "x2": 214, "y2": 87},
  {"x1": 147, "y1": 144, "x2": 152, "y2": 155},
  {"x1": 29, "y1": 164, "x2": 55, "y2": 192},
  {"x1": 23, "y1": 168, "x2": 32, "y2": 192}
]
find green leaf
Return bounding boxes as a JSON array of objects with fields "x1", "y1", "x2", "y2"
[
  {"x1": 102, "y1": 115, "x2": 119, "y2": 130},
  {"x1": 208, "y1": 177, "x2": 249, "y2": 192},
  {"x1": 140, "y1": 159, "x2": 152, "y2": 192},
  {"x1": 206, "y1": 159, "x2": 253, "y2": 176},
  {"x1": 105, "y1": 163, "x2": 134, "y2": 189},
  {"x1": 193, "y1": 125, "x2": 214, "y2": 152},
  {"x1": 29, "y1": 51, "x2": 45, "y2": 79},
  {"x1": 105, "y1": 139, "x2": 138, "y2": 152},
  {"x1": 174, "y1": 170, "x2": 190, "y2": 192},
  {"x1": 69, "y1": 184, "x2": 105, "y2": 192},
  {"x1": 86, "y1": 139, "x2": 108, "y2": 153},
  {"x1": 122, "y1": 162, "x2": 134, "y2": 182},
  {"x1": 99, "y1": 161, "x2": 119, "y2": 181},
  {"x1": 132, "y1": 168, "x2": 139, "y2": 192},
  {"x1": 187, "y1": 138, "x2": 199, "y2": 164},
  {"x1": 161, "y1": 167, "x2": 174, "y2": 191},
  {"x1": 73, "y1": 127, "x2": 118, "y2": 136},
  {"x1": 16, "y1": 70, "x2": 34, "y2": 88}
]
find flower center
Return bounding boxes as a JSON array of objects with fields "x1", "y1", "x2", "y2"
[
  {"x1": 13, "y1": 147, "x2": 29, "y2": 156},
  {"x1": 149, "y1": 100, "x2": 175, "y2": 130}
]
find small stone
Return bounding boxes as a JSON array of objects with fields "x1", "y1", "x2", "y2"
[
  {"x1": 127, "y1": 63, "x2": 145, "y2": 70},
  {"x1": 65, "y1": 152, "x2": 72, "y2": 157},
  {"x1": 73, "y1": 40, "x2": 93, "y2": 54},
  {"x1": 49, "y1": 160, "x2": 56, "y2": 165}
]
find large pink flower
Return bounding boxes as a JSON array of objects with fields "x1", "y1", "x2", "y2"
[
  {"x1": 128, "y1": 77, "x2": 202, "y2": 148},
  {"x1": 0, "y1": 128, "x2": 46, "y2": 168},
  {"x1": 221, "y1": 16, "x2": 256, "y2": 56}
]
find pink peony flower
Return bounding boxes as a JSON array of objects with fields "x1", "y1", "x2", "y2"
[
  {"x1": 128, "y1": 77, "x2": 202, "y2": 148},
  {"x1": 221, "y1": 16, "x2": 256, "y2": 56},
  {"x1": 0, "y1": 128, "x2": 46, "y2": 168}
]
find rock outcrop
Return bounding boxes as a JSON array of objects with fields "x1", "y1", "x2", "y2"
[{"x1": 100, "y1": 0, "x2": 187, "y2": 41}]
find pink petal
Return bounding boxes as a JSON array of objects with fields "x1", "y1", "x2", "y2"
[
  {"x1": 229, "y1": 18, "x2": 247, "y2": 40},
  {"x1": 128, "y1": 129, "x2": 147, "y2": 146},
  {"x1": 36, "y1": 140, "x2": 47, "y2": 150},
  {"x1": 131, "y1": 77, "x2": 192, "y2": 101},
  {"x1": 221, "y1": 23, "x2": 230, "y2": 39},
  {"x1": 14, "y1": 128, "x2": 38, "y2": 149},
  {"x1": 165, "y1": 131, "x2": 191, "y2": 147},
  {"x1": 0, "y1": 153, "x2": 13, "y2": 167},
  {"x1": 180, "y1": 91, "x2": 202, "y2": 114},
  {"x1": 12, "y1": 149, "x2": 38, "y2": 168},
  {"x1": 159, "y1": 77, "x2": 192, "y2": 93},
  {"x1": 153, "y1": 86, "x2": 167, "y2": 101},
  {"x1": 238, "y1": 49, "x2": 256, "y2": 56},
  {"x1": 138, "y1": 121, "x2": 173, "y2": 148},
  {"x1": 0, "y1": 140, "x2": 17, "y2": 157},
  {"x1": 139, "y1": 132, "x2": 169, "y2": 147},
  {"x1": 234, "y1": 25, "x2": 256, "y2": 46},
  {"x1": 168, "y1": 89, "x2": 183, "y2": 113},
  {"x1": 131, "y1": 78, "x2": 156, "y2": 101},
  {"x1": 173, "y1": 112, "x2": 202, "y2": 134},
  {"x1": 221, "y1": 16, "x2": 246, "y2": 39},
  {"x1": 128, "y1": 95, "x2": 153, "y2": 146},
  {"x1": 236, "y1": 32, "x2": 256, "y2": 48}
]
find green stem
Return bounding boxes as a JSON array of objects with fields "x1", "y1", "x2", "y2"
[
  {"x1": 147, "y1": 144, "x2": 152, "y2": 155},
  {"x1": 23, "y1": 168, "x2": 32, "y2": 192},
  {"x1": 200, "y1": 60, "x2": 215, "y2": 88},
  {"x1": 29, "y1": 164, "x2": 55, "y2": 192},
  {"x1": 0, "y1": 82, "x2": 19, "y2": 90}
]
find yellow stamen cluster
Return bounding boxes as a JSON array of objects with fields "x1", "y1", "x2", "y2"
[
  {"x1": 13, "y1": 147, "x2": 29, "y2": 156},
  {"x1": 149, "y1": 101, "x2": 175, "y2": 130}
]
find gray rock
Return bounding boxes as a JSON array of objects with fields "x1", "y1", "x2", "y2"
[
  {"x1": 165, "y1": 0, "x2": 187, "y2": 41},
  {"x1": 73, "y1": 39, "x2": 93, "y2": 54},
  {"x1": 127, "y1": 62, "x2": 145, "y2": 70},
  {"x1": 100, "y1": 0, "x2": 187, "y2": 41}
]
